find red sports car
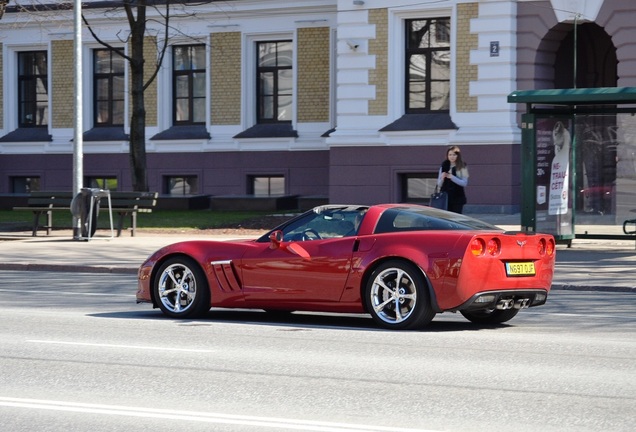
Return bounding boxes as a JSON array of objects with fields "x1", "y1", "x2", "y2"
[{"x1": 137, "y1": 204, "x2": 555, "y2": 330}]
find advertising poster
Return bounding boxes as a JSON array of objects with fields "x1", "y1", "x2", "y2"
[{"x1": 535, "y1": 117, "x2": 574, "y2": 237}]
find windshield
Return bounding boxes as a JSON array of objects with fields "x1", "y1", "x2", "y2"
[{"x1": 258, "y1": 205, "x2": 369, "y2": 242}]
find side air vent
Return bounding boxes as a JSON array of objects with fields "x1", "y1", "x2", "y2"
[{"x1": 210, "y1": 260, "x2": 242, "y2": 292}]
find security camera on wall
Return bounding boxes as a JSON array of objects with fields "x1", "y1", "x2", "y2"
[{"x1": 346, "y1": 40, "x2": 359, "y2": 50}]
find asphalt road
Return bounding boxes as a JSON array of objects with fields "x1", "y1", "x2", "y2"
[{"x1": 1, "y1": 270, "x2": 635, "y2": 432}]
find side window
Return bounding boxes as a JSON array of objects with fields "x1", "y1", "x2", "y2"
[
  {"x1": 249, "y1": 175, "x2": 285, "y2": 196},
  {"x1": 400, "y1": 173, "x2": 439, "y2": 204},
  {"x1": 375, "y1": 208, "x2": 471, "y2": 234},
  {"x1": 257, "y1": 41, "x2": 293, "y2": 123},
  {"x1": 93, "y1": 49, "x2": 125, "y2": 126},
  {"x1": 405, "y1": 18, "x2": 450, "y2": 113},
  {"x1": 165, "y1": 176, "x2": 199, "y2": 196},
  {"x1": 86, "y1": 176, "x2": 118, "y2": 190},
  {"x1": 173, "y1": 44, "x2": 206, "y2": 125},
  {"x1": 18, "y1": 51, "x2": 48, "y2": 127},
  {"x1": 282, "y1": 210, "x2": 363, "y2": 241},
  {"x1": 11, "y1": 176, "x2": 40, "y2": 193}
]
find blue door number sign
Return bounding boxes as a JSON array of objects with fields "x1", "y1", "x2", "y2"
[{"x1": 490, "y1": 41, "x2": 499, "y2": 57}]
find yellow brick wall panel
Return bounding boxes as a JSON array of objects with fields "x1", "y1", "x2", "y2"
[
  {"x1": 369, "y1": 8, "x2": 388, "y2": 116},
  {"x1": 297, "y1": 27, "x2": 330, "y2": 123},
  {"x1": 51, "y1": 40, "x2": 74, "y2": 128},
  {"x1": 211, "y1": 32, "x2": 241, "y2": 125},
  {"x1": 456, "y1": 3, "x2": 478, "y2": 113},
  {"x1": 143, "y1": 36, "x2": 158, "y2": 127}
]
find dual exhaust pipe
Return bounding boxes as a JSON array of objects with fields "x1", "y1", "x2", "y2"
[{"x1": 496, "y1": 298, "x2": 530, "y2": 310}]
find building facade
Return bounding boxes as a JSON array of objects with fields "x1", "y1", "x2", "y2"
[{"x1": 1, "y1": 0, "x2": 635, "y2": 219}]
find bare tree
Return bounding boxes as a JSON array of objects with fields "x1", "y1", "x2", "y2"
[
  {"x1": 84, "y1": 0, "x2": 172, "y2": 192},
  {"x1": 6, "y1": 1, "x2": 216, "y2": 191},
  {"x1": 0, "y1": 1, "x2": 9, "y2": 20}
]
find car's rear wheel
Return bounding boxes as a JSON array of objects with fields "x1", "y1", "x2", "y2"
[
  {"x1": 154, "y1": 257, "x2": 210, "y2": 319},
  {"x1": 365, "y1": 260, "x2": 435, "y2": 330},
  {"x1": 460, "y1": 308, "x2": 519, "y2": 324}
]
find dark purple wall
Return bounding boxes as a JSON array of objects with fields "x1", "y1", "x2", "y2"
[
  {"x1": 329, "y1": 144, "x2": 521, "y2": 212},
  {"x1": 0, "y1": 150, "x2": 329, "y2": 197}
]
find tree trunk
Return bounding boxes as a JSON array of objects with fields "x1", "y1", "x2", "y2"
[{"x1": 128, "y1": 3, "x2": 149, "y2": 192}]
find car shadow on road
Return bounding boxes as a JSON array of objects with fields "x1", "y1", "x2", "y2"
[{"x1": 89, "y1": 309, "x2": 511, "y2": 332}]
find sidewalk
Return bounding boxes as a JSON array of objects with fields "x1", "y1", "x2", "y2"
[{"x1": 1, "y1": 226, "x2": 634, "y2": 293}]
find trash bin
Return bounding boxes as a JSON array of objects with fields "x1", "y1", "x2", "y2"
[{"x1": 71, "y1": 188, "x2": 110, "y2": 239}]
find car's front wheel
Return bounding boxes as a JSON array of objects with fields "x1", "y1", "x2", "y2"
[
  {"x1": 460, "y1": 308, "x2": 519, "y2": 324},
  {"x1": 364, "y1": 260, "x2": 435, "y2": 330},
  {"x1": 154, "y1": 257, "x2": 210, "y2": 318}
]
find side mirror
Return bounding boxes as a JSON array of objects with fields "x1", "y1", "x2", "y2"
[
  {"x1": 269, "y1": 230, "x2": 284, "y2": 249},
  {"x1": 268, "y1": 230, "x2": 310, "y2": 260}
]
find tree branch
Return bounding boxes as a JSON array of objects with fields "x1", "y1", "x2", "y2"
[
  {"x1": 82, "y1": 12, "x2": 134, "y2": 63},
  {"x1": 143, "y1": 0, "x2": 171, "y2": 92}
]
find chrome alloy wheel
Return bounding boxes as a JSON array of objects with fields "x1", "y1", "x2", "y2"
[
  {"x1": 369, "y1": 266, "x2": 418, "y2": 325},
  {"x1": 158, "y1": 263, "x2": 198, "y2": 314}
]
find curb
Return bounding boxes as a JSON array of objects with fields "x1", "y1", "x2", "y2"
[
  {"x1": 551, "y1": 284, "x2": 636, "y2": 293},
  {"x1": 0, "y1": 263, "x2": 137, "y2": 275}
]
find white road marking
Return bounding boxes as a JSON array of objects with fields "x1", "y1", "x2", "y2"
[
  {"x1": 27, "y1": 340, "x2": 214, "y2": 353},
  {"x1": 0, "y1": 397, "x2": 438, "y2": 432}
]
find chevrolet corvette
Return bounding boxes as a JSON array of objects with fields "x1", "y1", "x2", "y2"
[{"x1": 137, "y1": 204, "x2": 556, "y2": 330}]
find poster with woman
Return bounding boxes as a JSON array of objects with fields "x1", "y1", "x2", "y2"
[{"x1": 535, "y1": 117, "x2": 574, "y2": 237}]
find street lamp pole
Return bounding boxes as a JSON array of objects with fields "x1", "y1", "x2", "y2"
[
  {"x1": 573, "y1": 13, "x2": 579, "y2": 89},
  {"x1": 72, "y1": 0, "x2": 83, "y2": 240}
]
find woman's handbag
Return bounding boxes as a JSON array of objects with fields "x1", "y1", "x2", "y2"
[{"x1": 430, "y1": 187, "x2": 448, "y2": 210}]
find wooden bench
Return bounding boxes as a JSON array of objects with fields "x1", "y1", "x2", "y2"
[
  {"x1": 109, "y1": 191, "x2": 158, "y2": 237},
  {"x1": 12, "y1": 191, "x2": 73, "y2": 236},
  {"x1": 623, "y1": 218, "x2": 636, "y2": 249},
  {"x1": 13, "y1": 191, "x2": 158, "y2": 237}
]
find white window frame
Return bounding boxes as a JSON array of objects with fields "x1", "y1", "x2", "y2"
[
  {"x1": 84, "y1": 43, "x2": 129, "y2": 131},
  {"x1": 388, "y1": 7, "x2": 455, "y2": 121},
  {"x1": 157, "y1": 37, "x2": 210, "y2": 131},
  {"x1": 171, "y1": 42, "x2": 209, "y2": 126},
  {"x1": 3, "y1": 44, "x2": 51, "y2": 131},
  {"x1": 242, "y1": 32, "x2": 296, "y2": 129}
]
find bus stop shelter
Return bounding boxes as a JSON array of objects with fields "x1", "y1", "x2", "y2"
[{"x1": 507, "y1": 87, "x2": 636, "y2": 244}]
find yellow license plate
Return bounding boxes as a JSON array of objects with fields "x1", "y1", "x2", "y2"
[{"x1": 505, "y1": 262, "x2": 536, "y2": 276}]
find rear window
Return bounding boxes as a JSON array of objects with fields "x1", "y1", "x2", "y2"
[{"x1": 374, "y1": 207, "x2": 500, "y2": 234}]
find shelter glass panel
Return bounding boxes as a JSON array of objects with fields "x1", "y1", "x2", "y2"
[{"x1": 574, "y1": 114, "x2": 636, "y2": 234}]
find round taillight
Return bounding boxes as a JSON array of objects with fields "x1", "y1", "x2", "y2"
[
  {"x1": 486, "y1": 238, "x2": 501, "y2": 256},
  {"x1": 538, "y1": 237, "x2": 555, "y2": 256},
  {"x1": 471, "y1": 238, "x2": 485, "y2": 256},
  {"x1": 546, "y1": 238, "x2": 555, "y2": 256},
  {"x1": 538, "y1": 238, "x2": 547, "y2": 255}
]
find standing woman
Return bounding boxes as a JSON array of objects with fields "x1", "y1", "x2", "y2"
[{"x1": 437, "y1": 145, "x2": 469, "y2": 213}]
